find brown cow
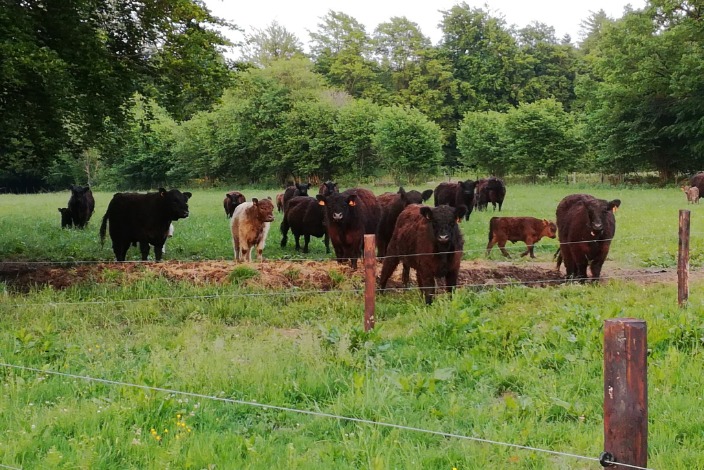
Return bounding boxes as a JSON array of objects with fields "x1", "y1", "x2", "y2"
[
  {"x1": 283, "y1": 182, "x2": 311, "y2": 211},
  {"x1": 276, "y1": 193, "x2": 285, "y2": 212},
  {"x1": 230, "y1": 198, "x2": 275, "y2": 262},
  {"x1": 316, "y1": 188, "x2": 381, "y2": 269},
  {"x1": 280, "y1": 196, "x2": 330, "y2": 253},
  {"x1": 477, "y1": 177, "x2": 506, "y2": 211},
  {"x1": 555, "y1": 194, "x2": 621, "y2": 281},
  {"x1": 434, "y1": 180, "x2": 475, "y2": 221},
  {"x1": 682, "y1": 185, "x2": 700, "y2": 204},
  {"x1": 223, "y1": 191, "x2": 247, "y2": 218},
  {"x1": 689, "y1": 172, "x2": 704, "y2": 197},
  {"x1": 379, "y1": 204, "x2": 466, "y2": 305},
  {"x1": 376, "y1": 187, "x2": 434, "y2": 257},
  {"x1": 486, "y1": 217, "x2": 557, "y2": 258}
]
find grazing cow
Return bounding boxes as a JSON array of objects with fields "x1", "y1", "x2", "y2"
[
  {"x1": 682, "y1": 185, "x2": 700, "y2": 204},
  {"x1": 58, "y1": 208, "x2": 73, "y2": 228},
  {"x1": 100, "y1": 188, "x2": 191, "y2": 261},
  {"x1": 379, "y1": 204, "x2": 467, "y2": 305},
  {"x1": 231, "y1": 197, "x2": 275, "y2": 262},
  {"x1": 486, "y1": 217, "x2": 557, "y2": 258},
  {"x1": 276, "y1": 193, "x2": 285, "y2": 213},
  {"x1": 316, "y1": 188, "x2": 381, "y2": 269},
  {"x1": 319, "y1": 180, "x2": 339, "y2": 196},
  {"x1": 283, "y1": 182, "x2": 311, "y2": 211},
  {"x1": 376, "y1": 187, "x2": 434, "y2": 257},
  {"x1": 223, "y1": 191, "x2": 247, "y2": 218},
  {"x1": 280, "y1": 196, "x2": 330, "y2": 253},
  {"x1": 555, "y1": 194, "x2": 621, "y2": 281},
  {"x1": 67, "y1": 185, "x2": 95, "y2": 228},
  {"x1": 689, "y1": 172, "x2": 704, "y2": 197},
  {"x1": 434, "y1": 180, "x2": 476, "y2": 221},
  {"x1": 478, "y1": 177, "x2": 506, "y2": 211}
]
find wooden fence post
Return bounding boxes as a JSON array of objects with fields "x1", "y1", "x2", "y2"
[
  {"x1": 678, "y1": 209, "x2": 690, "y2": 307},
  {"x1": 363, "y1": 234, "x2": 376, "y2": 331},
  {"x1": 602, "y1": 318, "x2": 647, "y2": 468}
]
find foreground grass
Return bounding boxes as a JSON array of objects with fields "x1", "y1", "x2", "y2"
[
  {"x1": 0, "y1": 184, "x2": 701, "y2": 267},
  {"x1": 1, "y1": 276, "x2": 704, "y2": 468}
]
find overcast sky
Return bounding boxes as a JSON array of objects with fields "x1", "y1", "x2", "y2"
[{"x1": 203, "y1": 0, "x2": 647, "y2": 56}]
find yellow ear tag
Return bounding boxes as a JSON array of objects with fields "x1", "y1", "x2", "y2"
[
  {"x1": 456, "y1": 218, "x2": 461, "y2": 223},
  {"x1": 318, "y1": 200, "x2": 325, "y2": 206},
  {"x1": 612, "y1": 207, "x2": 619, "y2": 213},
  {"x1": 348, "y1": 200, "x2": 356, "y2": 207}
]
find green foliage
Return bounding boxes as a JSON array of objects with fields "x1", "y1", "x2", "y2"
[
  {"x1": 333, "y1": 100, "x2": 384, "y2": 179},
  {"x1": 240, "y1": 21, "x2": 306, "y2": 68},
  {"x1": 457, "y1": 111, "x2": 510, "y2": 175},
  {"x1": 372, "y1": 106, "x2": 443, "y2": 183}
]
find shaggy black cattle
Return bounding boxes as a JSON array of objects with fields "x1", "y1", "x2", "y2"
[
  {"x1": 318, "y1": 181, "x2": 339, "y2": 196},
  {"x1": 99, "y1": 188, "x2": 191, "y2": 261},
  {"x1": 476, "y1": 177, "x2": 506, "y2": 211},
  {"x1": 433, "y1": 180, "x2": 475, "y2": 221},
  {"x1": 58, "y1": 208, "x2": 73, "y2": 228},
  {"x1": 689, "y1": 172, "x2": 704, "y2": 197},
  {"x1": 376, "y1": 187, "x2": 434, "y2": 257},
  {"x1": 316, "y1": 188, "x2": 381, "y2": 269},
  {"x1": 66, "y1": 185, "x2": 95, "y2": 228},
  {"x1": 379, "y1": 204, "x2": 466, "y2": 305},
  {"x1": 280, "y1": 196, "x2": 330, "y2": 253},
  {"x1": 223, "y1": 191, "x2": 246, "y2": 218},
  {"x1": 555, "y1": 194, "x2": 621, "y2": 281}
]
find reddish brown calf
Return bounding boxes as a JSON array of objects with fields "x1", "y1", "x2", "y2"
[{"x1": 486, "y1": 216, "x2": 557, "y2": 258}]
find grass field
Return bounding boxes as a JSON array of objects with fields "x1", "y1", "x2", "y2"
[{"x1": 1, "y1": 184, "x2": 704, "y2": 469}]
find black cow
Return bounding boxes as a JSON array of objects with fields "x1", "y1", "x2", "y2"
[
  {"x1": 58, "y1": 208, "x2": 73, "y2": 228},
  {"x1": 376, "y1": 187, "x2": 434, "y2": 258},
  {"x1": 434, "y1": 180, "x2": 476, "y2": 221},
  {"x1": 283, "y1": 183, "x2": 311, "y2": 211},
  {"x1": 66, "y1": 185, "x2": 95, "y2": 228},
  {"x1": 99, "y1": 188, "x2": 191, "y2": 261},
  {"x1": 319, "y1": 181, "x2": 339, "y2": 196},
  {"x1": 555, "y1": 194, "x2": 621, "y2": 281},
  {"x1": 280, "y1": 196, "x2": 330, "y2": 253}
]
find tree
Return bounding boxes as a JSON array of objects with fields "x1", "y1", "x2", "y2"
[
  {"x1": 372, "y1": 17, "x2": 431, "y2": 92},
  {"x1": 333, "y1": 99, "x2": 383, "y2": 179},
  {"x1": 240, "y1": 21, "x2": 305, "y2": 67},
  {"x1": 372, "y1": 106, "x2": 444, "y2": 183},
  {"x1": 504, "y1": 99, "x2": 583, "y2": 179},
  {"x1": 457, "y1": 111, "x2": 510, "y2": 176}
]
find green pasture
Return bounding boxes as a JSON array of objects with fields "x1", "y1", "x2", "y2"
[
  {"x1": 1, "y1": 184, "x2": 704, "y2": 469},
  {"x1": 0, "y1": 184, "x2": 701, "y2": 267}
]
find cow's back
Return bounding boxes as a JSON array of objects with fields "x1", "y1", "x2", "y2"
[{"x1": 434, "y1": 182, "x2": 457, "y2": 206}]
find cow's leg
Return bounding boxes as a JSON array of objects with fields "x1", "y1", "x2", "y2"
[
  {"x1": 498, "y1": 241, "x2": 511, "y2": 257},
  {"x1": 416, "y1": 270, "x2": 435, "y2": 305},
  {"x1": 113, "y1": 241, "x2": 129, "y2": 262},
  {"x1": 445, "y1": 268, "x2": 459, "y2": 294},
  {"x1": 303, "y1": 234, "x2": 311, "y2": 253},
  {"x1": 294, "y1": 234, "x2": 301, "y2": 251},
  {"x1": 139, "y1": 241, "x2": 151, "y2": 261},
  {"x1": 521, "y1": 238, "x2": 535, "y2": 258},
  {"x1": 154, "y1": 242, "x2": 165, "y2": 261},
  {"x1": 323, "y1": 233, "x2": 330, "y2": 254},
  {"x1": 379, "y1": 256, "x2": 400, "y2": 289},
  {"x1": 486, "y1": 239, "x2": 495, "y2": 256},
  {"x1": 401, "y1": 264, "x2": 411, "y2": 287}
]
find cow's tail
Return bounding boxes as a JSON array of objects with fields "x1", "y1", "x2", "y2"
[
  {"x1": 99, "y1": 210, "x2": 109, "y2": 247},
  {"x1": 488, "y1": 217, "x2": 497, "y2": 242},
  {"x1": 554, "y1": 247, "x2": 562, "y2": 270}
]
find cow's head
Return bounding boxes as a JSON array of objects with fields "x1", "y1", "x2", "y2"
[
  {"x1": 403, "y1": 188, "x2": 435, "y2": 205},
  {"x1": 159, "y1": 188, "x2": 192, "y2": 220},
  {"x1": 317, "y1": 192, "x2": 357, "y2": 224},
  {"x1": 296, "y1": 183, "x2": 311, "y2": 197},
  {"x1": 70, "y1": 185, "x2": 90, "y2": 196},
  {"x1": 251, "y1": 197, "x2": 275, "y2": 222},
  {"x1": 584, "y1": 198, "x2": 621, "y2": 236},
  {"x1": 227, "y1": 191, "x2": 246, "y2": 205},
  {"x1": 319, "y1": 181, "x2": 338, "y2": 196},
  {"x1": 420, "y1": 205, "x2": 467, "y2": 246},
  {"x1": 542, "y1": 220, "x2": 558, "y2": 239}
]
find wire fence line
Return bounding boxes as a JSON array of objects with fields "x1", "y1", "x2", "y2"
[
  {"x1": 4, "y1": 270, "x2": 679, "y2": 308},
  {"x1": 0, "y1": 362, "x2": 654, "y2": 470},
  {"x1": 0, "y1": 464, "x2": 21, "y2": 470}
]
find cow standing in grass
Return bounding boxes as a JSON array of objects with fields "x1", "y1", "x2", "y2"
[
  {"x1": 65, "y1": 185, "x2": 95, "y2": 228},
  {"x1": 379, "y1": 204, "x2": 466, "y2": 305},
  {"x1": 376, "y1": 187, "x2": 433, "y2": 258},
  {"x1": 434, "y1": 180, "x2": 476, "y2": 221},
  {"x1": 100, "y1": 188, "x2": 191, "y2": 261},
  {"x1": 682, "y1": 185, "x2": 700, "y2": 204},
  {"x1": 223, "y1": 191, "x2": 246, "y2": 218},
  {"x1": 486, "y1": 217, "x2": 556, "y2": 258},
  {"x1": 283, "y1": 182, "x2": 311, "y2": 211},
  {"x1": 231, "y1": 198, "x2": 275, "y2": 262},
  {"x1": 280, "y1": 196, "x2": 329, "y2": 253},
  {"x1": 555, "y1": 194, "x2": 621, "y2": 281},
  {"x1": 316, "y1": 188, "x2": 381, "y2": 269}
]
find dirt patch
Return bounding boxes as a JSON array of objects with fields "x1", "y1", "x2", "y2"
[{"x1": 0, "y1": 258, "x2": 685, "y2": 293}]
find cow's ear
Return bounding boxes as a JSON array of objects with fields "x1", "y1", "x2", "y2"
[
  {"x1": 316, "y1": 195, "x2": 326, "y2": 206},
  {"x1": 397, "y1": 186, "x2": 405, "y2": 195},
  {"x1": 420, "y1": 206, "x2": 433, "y2": 220},
  {"x1": 183, "y1": 192, "x2": 192, "y2": 200},
  {"x1": 252, "y1": 197, "x2": 259, "y2": 205},
  {"x1": 159, "y1": 188, "x2": 167, "y2": 196},
  {"x1": 543, "y1": 219, "x2": 549, "y2": 226},
  {"x1": 305, "y1": 183, "x2": 311, "y2": 189},
  {"x1": 57, "y1": 208, "x2": 61, "y2": 213},
  {"x1": 455, "y1": 205, "x2": 467, "y2": 221},
  {"x1": 422, "y1": 189, "x2": 433, "y2": 201},
  {"x1": 609, "y1": 199, "x2": 621, "y2": 212},
  {"x1": 347, "y1": 195, "x2": 357, "y2": 207},
  {"x1": 267, "y1": 196, "x2": 272, "y2": 200}
]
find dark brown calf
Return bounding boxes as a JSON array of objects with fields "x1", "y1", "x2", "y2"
[
  {"x1": 379, "y1": 204, "x2": 466, "y2": 304},
  {"x1": 434, "y1": 180, "x2": 475, "y2": 221},
  {"x1": 224, "y1": 191, "x2": 246, "y2": 218},
  {"x1": 486, "y1": 217, "x2": 556, "y2": 258},
  {"x1": 556, "y1": 194, "x2": 621, "y2": 281},
  {"x1": 280, "y1": 196, "x2": 330, "y2": 253},
  {"x1": 376, "y1": 187, "x2": 434, "y2": 257}
]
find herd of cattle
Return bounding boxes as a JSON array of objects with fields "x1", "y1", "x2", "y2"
[{"x1": 56, "y1": 173, "x2": 644, "y2": 303}]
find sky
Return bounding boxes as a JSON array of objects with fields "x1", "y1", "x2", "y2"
[{"x1": 203, "y1": 0, "x2": 647, "y2": 56}]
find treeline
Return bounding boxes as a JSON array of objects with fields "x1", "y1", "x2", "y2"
[{"x1": 2, "y1": 1, "x2": 703, "y2": 191}]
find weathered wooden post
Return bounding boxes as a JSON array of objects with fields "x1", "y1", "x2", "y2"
[
  {"x1": 678, "y1": 209, "x2": 690, "y2": 307},
  {"x1": 602, "y1": 319, "x2": 647, "y2": 468},
  {"x1": 363, "y1": 234, "x2": 376, "y2": 331}
]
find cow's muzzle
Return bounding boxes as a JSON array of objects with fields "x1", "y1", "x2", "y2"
[{"x1": 333, "y1": 212, "x2": 343, "y2": 221}]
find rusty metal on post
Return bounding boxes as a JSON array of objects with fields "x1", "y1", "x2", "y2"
[
  {"x1": 363, "y1": 234, "x2": 376, "y2": 331},
  {"x1": 678, "y1": 209, "x2": 690, "y2": 307},
  {"x1": 603, "y1": 319, "x2": 648, "y2": 468}
]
